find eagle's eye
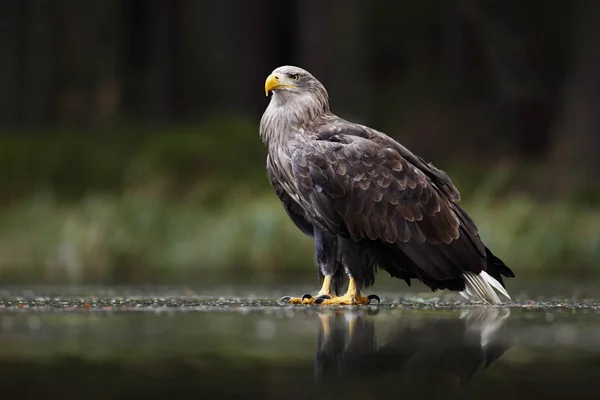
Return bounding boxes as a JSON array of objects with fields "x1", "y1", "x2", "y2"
[{"x1": 289, "y1": 74, "x2": 299, "y2": 81}]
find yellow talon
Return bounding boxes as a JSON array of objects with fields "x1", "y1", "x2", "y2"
[
  {"x1": 279, "y1": 276, "x2": 333, "y2": 305},
  {"x1": 284, "y1": 296, "x2": 318, "y2": 305},
  {"x1": 314, "y1": 278, "x2": 380, "y2": 306},
  {"x1": 315, "y1": 294, "x2": 371, "y2": 306}
]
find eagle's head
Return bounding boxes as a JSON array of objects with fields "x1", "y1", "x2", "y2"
[{"x1": 264, "y1": 65, "x2": 329, "y2": 112}]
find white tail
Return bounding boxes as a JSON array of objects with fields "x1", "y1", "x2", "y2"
[{"x1": 459, "y1": 271, "x2": 511, "y2": 305}]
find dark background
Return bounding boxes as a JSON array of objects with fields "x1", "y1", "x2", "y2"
[{"x1": 0, "y1": 0, "x2": 599, "y2": 286}]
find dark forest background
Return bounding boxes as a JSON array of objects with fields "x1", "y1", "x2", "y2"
[{"x1": 0, "y1": 0, "x2": 599, "y2": 287}]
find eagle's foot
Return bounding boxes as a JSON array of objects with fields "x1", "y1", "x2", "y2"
[
  {"x1": 279, "y1": 294, "x2": 317, "y2": 305},
  {"x1": 314, "y1": 293, "x2": 379, "y2": 306},
  {"x1": 279, "y1": 276, "x2": 336, "y2": 305},
  {"x1": 314, "y1": 277, "x2": 380, "y2": 306}
]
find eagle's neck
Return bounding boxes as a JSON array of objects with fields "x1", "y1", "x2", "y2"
[{"x1": 259, "y1": 91, "x2": 329, "y2": 150}]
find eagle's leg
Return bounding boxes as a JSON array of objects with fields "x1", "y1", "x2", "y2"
[
  {"x1": 279, "y1": 275, "x2": 333, "y2": 304},
  {"x1": 280, "y1": 229, "x2": 339, "y2": 305},
  {"x1": 314, "y1": 277, "x2": 380, "y2": 305}
]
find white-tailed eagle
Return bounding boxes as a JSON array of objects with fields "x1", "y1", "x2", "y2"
[{"x1": 259, "y1": 65, "x2": 514, "y2": 305}]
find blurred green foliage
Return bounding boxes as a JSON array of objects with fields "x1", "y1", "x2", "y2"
[
  {"x1": 0, "y1": 119, "x2": 599, "y2": 284},
  {"x1": 0, "y1": 115, "x2": 266, "y2": 205}
]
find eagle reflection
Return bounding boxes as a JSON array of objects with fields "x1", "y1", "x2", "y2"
[{"x1": 313, "y1": 308, "x2": 510, "y2": 393}]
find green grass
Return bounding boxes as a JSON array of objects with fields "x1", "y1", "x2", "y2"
[
  {"x1": 0, "y1": 183, "x2": 599, "y2": 284},
  {"x1": 0, "y1": 192, "x2": 314, "y2": 284}
]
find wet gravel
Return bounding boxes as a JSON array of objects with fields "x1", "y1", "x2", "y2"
[
  {"x1": 0, "y1": 296, "x2": 599, "y2": 313},
  {"x1": 0, "y1": 280, "x2": 598, "y2": 314}
]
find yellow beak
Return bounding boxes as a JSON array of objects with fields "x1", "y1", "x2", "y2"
[
  {"x1": 265, "y1": 74, "x2": 280, "y2": 96},
  {"x1": 265, "y1": 73, "x2": 296, "y2": 96}
]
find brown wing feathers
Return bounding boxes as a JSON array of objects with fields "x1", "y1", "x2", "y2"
[
  {"x1": 266, "y1": 158, "x2": 314, "y2": 237},
  {"x1": 291, "y1": 133, "x2": 486, "y2": 281}
]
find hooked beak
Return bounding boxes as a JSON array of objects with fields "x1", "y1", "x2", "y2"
[{"x1": 265, "y1": 73, "x2": 296, "y2": 96}]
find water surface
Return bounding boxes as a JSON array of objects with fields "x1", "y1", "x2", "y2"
[{"x1": 0, "y1": 286, "x2": 599, "y2": 399}]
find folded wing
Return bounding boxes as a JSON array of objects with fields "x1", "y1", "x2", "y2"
[{"x1": 290, "y1": 127, "x2": 488, "y2": 281}]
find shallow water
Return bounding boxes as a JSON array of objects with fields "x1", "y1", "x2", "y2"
[{"x1": 1, "y1": 286, "x2": 600, "y2": 399}]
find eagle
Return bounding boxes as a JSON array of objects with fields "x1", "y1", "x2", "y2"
[{"x1": 259, "y1": 65, "x2": 515, "y2": 305}]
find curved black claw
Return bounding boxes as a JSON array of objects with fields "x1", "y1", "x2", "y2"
[
  {"x1": 315, "y1": 294, "x2": 331, "y2": 301},
  {"x1": 367, "y1": 294, "x2": 381, "y2": 304},
  {"x1": 301, "y1": 294, "x2": 313, "y2": 301},
  {"x1": 314, "y1": 297, "x2": 326, "y2": 305},
  {"x1": 279, "y1": 296, "x2": 292, "y2": 303}
]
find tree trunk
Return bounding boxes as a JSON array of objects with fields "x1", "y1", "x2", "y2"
[
  {"x1": 21, "y1": 0, "x2": 55, "y2": 127},
  {"x1": 0, "y1": 0, "x2": 21, "y2": 127},
  {"x1": 548, "y1": 0, "x2": 600, "y2": 195},
  {"x1": 296, "y1": 0, "x2": 373, "y2": 124},
  {"x1": 144, "y1": 0, "x2": 173, "y2": 123}
]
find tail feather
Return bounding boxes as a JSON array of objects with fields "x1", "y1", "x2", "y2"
[
  {"x1": 460, "y1": 271, "x2": 511, "y2": 305},
  {"x1": 484, "y1": 247, "x2": 515, "y2": 286}
]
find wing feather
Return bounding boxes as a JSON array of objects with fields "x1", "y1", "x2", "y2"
[
  {"x1": 266, "y1": 156, "x2": 314, "y2": 237},
  {"x1": 290, "y1": 126, "x2": 487, "y2": 279}
]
